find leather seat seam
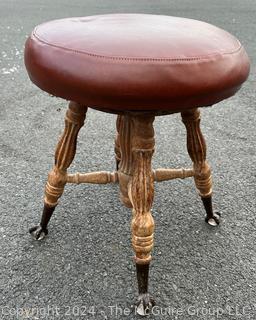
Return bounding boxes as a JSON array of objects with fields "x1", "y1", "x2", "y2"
[{"x1": 32, "y1": 29, "x2": 242, "y2": 63}]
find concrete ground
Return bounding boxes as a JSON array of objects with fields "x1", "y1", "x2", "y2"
[{"x1": 0, "y1": 0, "x2": 255, "y2": 319}]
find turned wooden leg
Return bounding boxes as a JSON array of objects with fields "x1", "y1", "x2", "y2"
[
  {"x1": 29, "y1": 101, "x2": 87, "y2": 240},
  {"x1": 181, "y1": 108, "x2": 220, "y2": 226},
  {"x1": 114, "y1": 115, "x2": 122, "y2": 171},
  {"x1": 128, "y1": 115, "x2": 155, "y2": 316}
]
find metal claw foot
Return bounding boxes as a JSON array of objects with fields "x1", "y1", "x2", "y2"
[
  {"x1": 136, "y1": 293, "x2": 155, "y2": 316},
  {"x1": 29, "y1": 204, "x2": 56, "y2": 240},
  {"x1": 205, "y1": 212, "x2": 221, "y2": 226},
  {"x1": 201, "y1": 196, "x2": 220, "y2": 227},
  {"x1": 135, "y1": 263, "x2": 155, "y2": 316},
  {"x1": 29, "y1": 225, "x2": 48, "y2": 240}
]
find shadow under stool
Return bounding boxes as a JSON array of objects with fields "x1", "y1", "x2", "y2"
[{"x1": 24, "y1": 14, "x2": 250, "y2": 316}]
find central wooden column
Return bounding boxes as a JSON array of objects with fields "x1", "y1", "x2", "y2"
[{"x1": 117, "y1": 113, "x2": 155, "y2": 315}]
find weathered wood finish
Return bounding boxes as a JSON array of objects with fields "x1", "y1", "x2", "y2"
[
  {"x1": 30, "y1": 102, "x2": 220, "y2": 313},
  {"x1": 153, "y1": 167, "x2": 194, "y2": 182},
  {"x1": 129, "y1": 115, "x2": 155, "y2": 265},
  {"x1": 67, "y1": 171, "x2": 118, "y2": 184},
  {"x1": 31, "y1": 104, "x2": 219, "y2": 241},
  {"x1": 181, "y1": 108, "x2": 212, "y2": 198},
  {"x1": 44, "y1": 101, "x2": 87, "y2": 207},
  {"x1": 181, "y1": 108, "x2": 220, "y2": 226},
  {"x1": 29, "y1": 102, "x2": 87, "y2": 239},
  {"x1": 117, "y1": 115, "x2": 134, "y2": 208}
]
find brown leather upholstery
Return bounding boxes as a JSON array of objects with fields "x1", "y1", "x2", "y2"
[{"x1": 24, "y1": 14, "x2": 250, "y2": 112}]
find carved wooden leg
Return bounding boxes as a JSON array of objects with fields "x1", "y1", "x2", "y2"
[
  {"x1": 114, "y1": 115, "x2": 122, "y2": 171},
  {"x1": 181, "y1": 108, "x2": 220, "y2": 226},
  {"x1": 29, "y1": 101, "x2": 87, "y2": 240},
  {"x1": 118, "y1": 115, "x2": 133, "y2": 208},
  {"x1": 128, "y1": 115, "x2": 155, "y2": 316}
]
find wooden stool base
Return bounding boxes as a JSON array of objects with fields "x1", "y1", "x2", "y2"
[{"x1": 29, "y1": 103, "x2": 220, "y2": 313}]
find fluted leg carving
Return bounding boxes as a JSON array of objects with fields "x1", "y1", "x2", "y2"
[
  {"x1": 128, "y1": 115, "x2": 155, "y2": 315},
  {"x1": 29, "y1": 101, "x2": 87, "y2": 240},
  {"x1": 117, "y1": 115, "x2": 133, "y2": 208},
  {"x1": 181, "y1": 108, "x2": 220, "y2": 226}
]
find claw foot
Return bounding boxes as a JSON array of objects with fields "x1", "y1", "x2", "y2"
[
  {"x1": 29, "y1": 225, "x2": 48, "y2": 240},
  {"x1": 135, "y1": 293, "x2": 155, "y2": 316},
  {"x1": 205, "y1": 212, "x2": 221, "y2": 226}
]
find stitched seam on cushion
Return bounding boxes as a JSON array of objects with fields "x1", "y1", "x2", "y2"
[{"x1": 33, "y1": 29, "x2": 242, "y2": 62}]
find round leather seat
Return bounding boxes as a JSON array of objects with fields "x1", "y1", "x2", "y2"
[{"x1": 25, "y1": 14, "x2": 250, "y2": 112}]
